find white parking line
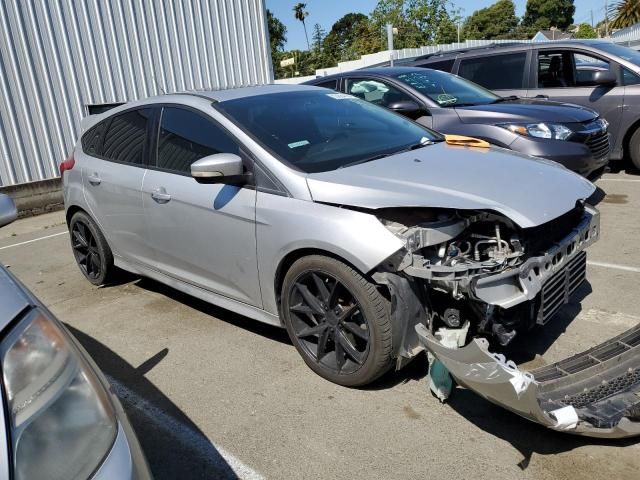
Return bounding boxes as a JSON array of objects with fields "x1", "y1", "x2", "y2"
[
  {"x1": 108, "y1": 378, "x2": 264, "y2": 480},
  {"x1": 588, "y1": 261, "x2": 640, "y2": 274},
  {"x1": 0, "y1": 231, "x2": 68, "y2": 250},
  {"x1": 598, "y1": 178, "x2": 640, "y2": 183}
]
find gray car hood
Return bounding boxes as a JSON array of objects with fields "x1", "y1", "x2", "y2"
[
  {"x1": 306, "y1": 142, "x2": 595, "y2": 228},
  {"x1": 455, "y1": 99, "x2": 598, "y2": 125}
]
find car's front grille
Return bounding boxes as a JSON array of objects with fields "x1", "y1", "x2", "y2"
[
  {"x1": 537, "y1": 251, "x2": 587, "y2": 325},
  {"x1": 585, "y1": 130, "x2": 610, "y2": 160}
]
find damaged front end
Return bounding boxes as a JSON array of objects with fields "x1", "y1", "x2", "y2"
[
  {"x1": 375, "y1": 201, "x2": 600, "y2": 352},
  {"x1": 371, "y1": 202, "x2": 640, "y2": 438},
  {"x1": 416, "y1": 323, "x2": 640, "y2": 438}
]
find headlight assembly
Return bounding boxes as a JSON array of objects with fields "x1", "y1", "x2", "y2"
[
  {"x1": 499, "y1": 122, "x2": 573, "y2": 140},
  {"x1": 1, "y1": 309, "x2": 117, "y2": 480}
]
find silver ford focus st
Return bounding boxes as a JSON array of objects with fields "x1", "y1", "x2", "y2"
[{"x1": 62, "y1": 85, "x2": 640, "y2": 438}]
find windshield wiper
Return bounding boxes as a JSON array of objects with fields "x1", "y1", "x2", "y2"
[
  {"x1": 338, "y1": 140, "x2": 436, "y2": 169},
  {"x1": 491, "y1": 95, "x2": 519, "y2": 103},
  {"x1": 338, "y1": 153, "x2": 392, "y2": 169}
]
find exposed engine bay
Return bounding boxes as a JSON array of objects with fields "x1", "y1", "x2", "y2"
[{"x1": 375, "y1": 202, "x2": 599, "y2": 347}]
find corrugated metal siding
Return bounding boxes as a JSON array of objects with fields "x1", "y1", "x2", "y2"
[{"x1": 0, "y1": 0, "x2": 273, "y2": 186}]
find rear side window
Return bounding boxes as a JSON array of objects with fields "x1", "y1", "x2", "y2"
[
  {"x1": 315, "y1": 79, "x2": 338, "y2": 90},
  {"x1": 421, "y1": 59, "x2": 455, "y2": 72},
  {"x1": 458, "y1": 53, "x2": 527, "y2": 89},
  {"x1": 101, "y1": 108, "x2": 151, "y2": 165},
  {"x1": 156, "y1": 107, "x2": 240, "y2": 174},
  {"x1": 81, "y1": 121, "x2": 108, "y2": 157}
]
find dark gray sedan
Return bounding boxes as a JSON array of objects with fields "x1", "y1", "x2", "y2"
[{"x1": 305, "y1": 67, "x2": 610, "y2": 177}]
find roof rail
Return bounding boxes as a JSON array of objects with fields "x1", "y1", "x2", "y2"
[{"x1": 413, "y1": 41, "x2": 527, "y2": 62}]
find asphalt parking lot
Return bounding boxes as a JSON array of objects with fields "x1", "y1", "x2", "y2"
[{"x1": 1, "y1": 169, "x2": 639, "y2": 480}]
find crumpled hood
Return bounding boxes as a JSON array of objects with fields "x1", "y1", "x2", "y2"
[
  {"x1": 456, "y1": 99, "x2": 598, "y2": 125},
  {"x1": 306, "y1": 142, "x2": 595, "y2": 228}
]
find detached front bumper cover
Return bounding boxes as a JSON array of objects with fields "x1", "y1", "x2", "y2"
[{"x1": 416, "y1": 323, "x2": 640, "y2": 438}]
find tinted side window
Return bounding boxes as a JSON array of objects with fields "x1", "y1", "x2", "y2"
[
  {"x1": 422, "y1": 59, "x2": 455, "y2": 72},
  {"x1": 346, "y1": 78, "x2": 413, "y2": 108},
  {"x1": 102, "y1": 109, "x2": 151, "y2": 165},
  {"x1": 156, "y1": 107, "x2": 240, "y2": 174},
  {"x1": 458, "y1": 53, "x2": 526, "y2": 89},
  {"x1": 81, "y1": 120, "x2": 108, "y2": 157},
  {"x1": 315, "y1": 79, "x2": 338, "y2": 90},
  {"x1": 623, "y1": 68, "x2": 640, "y2": 86}
]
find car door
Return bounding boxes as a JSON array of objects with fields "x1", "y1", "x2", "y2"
[
  {"x1": 344, "y1": 76, "x2": 433, "y2": 128},
  {"x1": 80, "y1": 107, "x2": 153, "y2": 266},
  {"x1": 455, "y1": 51, "x2": 529, "y2": 98},
  {"x1": 141, "y1": 105, "x2": 261, "y2": 307},
  {"x1": 528, "y1": 48, "x2": 625, "y2": 150}
]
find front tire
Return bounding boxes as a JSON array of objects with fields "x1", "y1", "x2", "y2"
[
  {"x1": 281, "y1": 255, "x2": 394, "y2": 387},
  {"x1": 69, "y1": 211, "x2": 115, "y2": 286}
]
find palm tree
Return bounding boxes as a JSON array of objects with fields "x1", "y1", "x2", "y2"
[
  {"x1": 608, "y1": 0, "x2": 640, "y2": 29},
  {"x1": 293, "y1": 3, "x2": 310, "y2": 50}
]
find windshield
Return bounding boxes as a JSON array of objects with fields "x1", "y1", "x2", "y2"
[
  {"x1": 395, "y1": 69, "x2": 499, "y2": 107},
  {"x1": 216, "y1": 90, "x2": 442, "y2": 173},
  {"x1": 595, "y1": 42, "x2": 640, "y2": 68}
]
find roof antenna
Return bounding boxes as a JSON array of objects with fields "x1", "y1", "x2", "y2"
[{"x1": 152, "y1": 75, "x2": 166, "y2": 95}]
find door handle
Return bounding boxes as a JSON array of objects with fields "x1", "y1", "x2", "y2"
[
  {"x1": 151, "y1": 188, "x2": 171, "y2": 203},
  {"x1": 87, "y1": 173, "x2": 101, "y2": 186}
]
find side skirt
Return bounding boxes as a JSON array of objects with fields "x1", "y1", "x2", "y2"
[{"x1": 114, "y1": 256, "x2": 283, "y2": 328}]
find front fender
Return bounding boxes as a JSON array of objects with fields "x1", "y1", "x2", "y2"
[{"x1": 256, "y1": 193, "x2": 403, "y2": 315}]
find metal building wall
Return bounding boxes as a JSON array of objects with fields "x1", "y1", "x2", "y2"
[{"x1": 0, "y1": 0, "x2": 273, "y2": 186}]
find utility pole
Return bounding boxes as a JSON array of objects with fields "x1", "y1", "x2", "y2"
[
  {"x1": 605, "y1": 0, "x2": 609, "y2": 37},
  {"x1": 591, "y1": 10, "x2": 594, "y2": 29},
  {"x1": 386, "y1": 23, "x2": 394, "y2": 67}
]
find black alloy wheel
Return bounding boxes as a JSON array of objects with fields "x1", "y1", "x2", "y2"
[
  {"x1": 69, "y1": 211, "x2": 115, "y2": 286},
  {"x1": 71, "y1": 219, "x2": 102, "y2": 280},
  {"x1": 288, "y1": 270, "x2": 370, "y2": 375}
]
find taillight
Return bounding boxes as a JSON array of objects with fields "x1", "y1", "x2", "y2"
[{"x1": 60, "y1": 153, "x2": 75, "y2": 175}]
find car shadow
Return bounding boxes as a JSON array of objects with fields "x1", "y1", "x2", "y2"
[
  {"x1": 607, "y1": 161, "x2": 640, "y2": 176},
  {"x1": 133, "y1": 277, "x2": 292, "y2": 345},
  {"x1": 65, "y1": 324, "x2": 241, "y2": 480},
  {"x1": 445, "y1": 386, "x2": 637, "y2": 470}
]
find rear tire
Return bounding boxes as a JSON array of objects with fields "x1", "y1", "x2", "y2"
[
  {"x1": 629, "y1": 127, "x2": 640, "y2": 171},
  {"x1": 281, "y1": 255, "x2": 394, "y2": 387},
  {"x1": 69, "y1": 211, "x2": 115, "y2": 286}
]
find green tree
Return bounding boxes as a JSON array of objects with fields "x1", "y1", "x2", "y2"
[
  {"x1": 463, "y1": 0, "x2": 519, "y2": 40},
  {"x1": 370, "y1": 0, "x2": 458, "y2": 48},
  {"x1": 522, "y1": 0, "x2": 575, "y2": 31},
  {"x1": 267, "y1": 9, "x2": 288, "y2": 79},
  {"x1": 293, "y1": 3, "x2": 311, "y2": 50},
  {"x1": 609, "y1": 0, "x2": 640, "y2": 29},
  {"x1": 370, "y1": 0, "x2": 418, "y2": 49},
  {"x1": 574, "y1": 23, "x2": 597, "y2": 39},
  {"x1": 311, "y1": 23, "x2": 326, "y2": 51},
  {"x1": 407, "y1": 0, "x2": 458, "y2": 45},
  {"x1": 323, "y1": 13, "x2": 371, "y2": 63}
]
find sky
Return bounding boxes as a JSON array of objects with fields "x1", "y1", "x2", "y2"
[{"x1": 265, "y1": 0, "x2": 609, "y2": 51}]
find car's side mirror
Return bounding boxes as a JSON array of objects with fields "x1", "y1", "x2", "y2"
[
  {"x1": 191, "y1": 153, "x2": 245, "y2": 184},
  {"x1": 593, "y1": 70, "x2": 617, "y2": 86},
  {"x1": 0, "y1": 194, "x2": 17, "y2": 228},
  {"x1": 386, "y1": 100, "x2": 425, "y2": 119}
]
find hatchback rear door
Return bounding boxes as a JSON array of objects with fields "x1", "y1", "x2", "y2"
[
  {"x1": 80, "y1": 108, "x2": 153, "y2": 266},
  {"x1": 141, "y1": 105, "x2": 261, "y2": 307}
]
